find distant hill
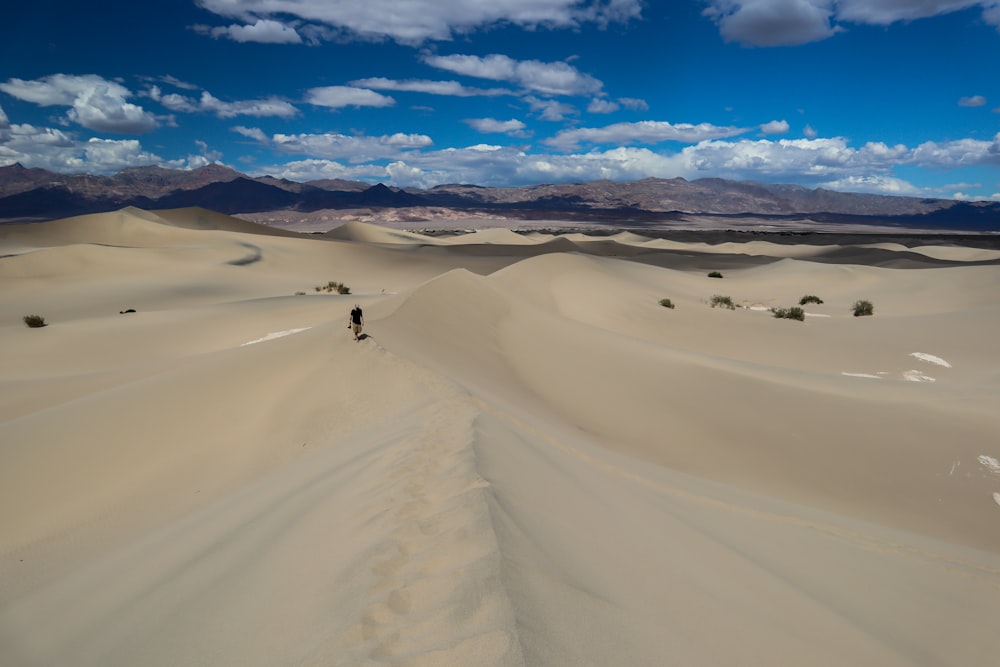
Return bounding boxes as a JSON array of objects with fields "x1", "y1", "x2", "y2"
[{"x1": 1, "y1": 163, "x2": 998, "y2": 231}]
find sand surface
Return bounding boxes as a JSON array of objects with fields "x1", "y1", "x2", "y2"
[{"x1": 2, "y1": 207, "x2": 999, "y2": 666}]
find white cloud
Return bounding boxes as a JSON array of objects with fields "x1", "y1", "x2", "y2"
[
  {"x1": 465, "y1": 117, "x2": 528, "y2": 135},
  {"x1": 677, "y1": 136, "x2": 878, "y2": 179},
  {"x1": 270, "y1": 131, "x2": 433, "y2": 161},
  {"x1": 252, "y1": 158, "x2": 387, "y2": 182},
  {"x1": 0, "y1": 74, "x2": 103, "y2": 106},
  {"x1": 836, "y1": 0, "x2": 989, "y2": 26},
  {"x1": 524, "y1": 96, "x2": 578, "y2": 121},
  {"x1": 199, "y1": 92, "x2": 298, "y2": 118},
  {"x1": 910, "y1": 134, "x2": 1000, "y2": 168},
  {"x1": 760, "y1": 119, "x2": 790, "y2": 134},
  {"x1": 195, "y1": 0, "x2": 642, "y2": 44},
  {"x1": 423, "y1": 53, "x2": 603, "y2": 96},
  {"x1": 209, "y1": 19, "x2": 303, "y2": 43},
  {"x1": 545, "y1": 120, "x2": 749, "y2": 151},
  {"x1": 0, "y1": 103, "x2": 9, "y2": 129},
  {"x1": 703, "y1": 0, "x2": 838, "y2": 47},
  {"x1": 0, "y1": 121, "x2": 169, "y2": 173},
  {"x1": 233, "y1": 125, "x2": 268, "y2": 142},
  {"x1": 617, "y1": 97, "x2": 649, "y2": 111},
  {"x1": 820, "y1": 174, "x2": 922, "y2": 195},
  {"x1": 0, "y1": 74, "x2": 159, "y2": 133},
  {"x1": 349, "y1": 77, "x2": 509, "y2": 97},
  {"x1": 803, "y1": 124, "x2": 817, "y2": 138},
  {"x1": 150, "y1": 87, "x2": 298, "y2": 118},
  {"x1": 237, "y1": 129, "x2": 1000, "y2": 195},
  {"x1": 958, "y1": 95, "x2": 987, "y2": 107},
  {"x1": 193, "y1": 139, "x2": 224, "y2": 164},
  {"x1": 985, "y1": 2, "x2": 1000, "y2": 27},
  {"x1": 588, "y1": 98, "x2": 620, "y2": 113},
  {"x1": 75, "y1": 138, "x2": 163, "y2": 171},
  {"x1": 159, "y1": 75, "x2": 199, "y2": 91},
  {"x1": 304, "y1": 86, "x2": 396, "y2": 109},
  {"x1": 702, "y1": 0, "x2": 1000, "y2": 47}
]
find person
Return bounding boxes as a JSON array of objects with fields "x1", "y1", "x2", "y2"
[{"x1": 349, "y1": 304, "x2": 364, "y2": 341}]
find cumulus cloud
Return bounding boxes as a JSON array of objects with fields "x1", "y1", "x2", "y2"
[
  {"x1": 910, "y1": 133, "x2": 1000, "y2": 168},
  {"x1": 0, "y1": 121, "x2": 170, "y2": 173},
  {"x1": 252, "y1": 158, "x2": 385, "y2": 183},
  {"x1": 760, "y1": 119, "x2": 790, "y2": 134},
  {"x1": 702, "y1": 0, "x2": 1000, "y2": 47},
  {"x1": 206, "y1": 19, "x2": 303, "y2": 43},
  {"x1": 248, "y1": 130, "x2": 1000, "y2": 194},
  {"x1": 958, "y1": 95, "x2": 987, "y2": 107},
  {"x1": 822, "y1": 174, "x2": 926, "y2": 195},
  {"x1": 465, "y1": 117, "x2": 528, "y2": 135},
  {"x1": 545, "y1": 120, "x2": 749, "y2": 151},
  {"x1": 270, "y1": 131, "x2": 433, "y2": 161},
  {"x1": 0, "y1": 103, "x2": 9, "y2": 129},
  {"x1": 422, "y1": 53, "x2": 603, "y2": 96},
  {"x1": 194, "y1": 0, "x2": 642, "y2": 44},
  {"x1": 304, "y1": 86, "x2": 396, "y2": 109},
  {"x1": 0, "y1": 74, "x2": 159, "y2": 133},
  {"x1": 349, "y1": 77, "x2": 509, "y2": 97},
  {"x1": 703, "y1": 0, "x2": 838, "y2": 47},
  {"x1": 149, "y1": 87, "x2": 298, "y2": 118}
]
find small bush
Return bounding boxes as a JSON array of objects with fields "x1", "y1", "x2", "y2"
[
  {"x1": 708, "y1": 271, "x2": 724, "y2": 278},
  {"x1": 799, "y1": 295, "x2": 823, "y2": 305},
  {"x1": 23, "y1": 314, "x2": 47, "y2": 328},
  {"x1": 659, "y1": 298, "x2": 675, "y2": 309},
  {"x1": 852, "y1": 299, "x2": 874, "y2": 317},
  {"x1": 319, "y1": 281, "x2": 351, "y2": 295},
  {"x1": 710, "y1": 294, "x2": 736, "y2": 310},
  {"x1": 294, "y1": 291, "x2": 306, "y2": 296},
  {"x1": 771, "y1": 306, "x2": 805, "y2": 321}
]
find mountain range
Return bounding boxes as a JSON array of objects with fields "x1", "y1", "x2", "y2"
[{"x1": 2, "y1": 162, "x2": 999, "y2": 231}]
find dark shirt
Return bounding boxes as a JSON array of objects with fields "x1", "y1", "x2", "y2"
[{"x1": 350, "y1": 307, "x2": 363, "y2": 324}]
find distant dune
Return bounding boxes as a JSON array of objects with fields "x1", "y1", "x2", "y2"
[{"x1": 2, "y1": 207, "x2": 999, "y2": 666}]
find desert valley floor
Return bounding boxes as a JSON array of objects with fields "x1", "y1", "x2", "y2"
[{"x1": 1, "y1": 207, "x2": 999, "y2": 666}]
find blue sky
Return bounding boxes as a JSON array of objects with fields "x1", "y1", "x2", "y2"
[{"x1": 1, "y1": 1, "x2": 998, "y2": 200}]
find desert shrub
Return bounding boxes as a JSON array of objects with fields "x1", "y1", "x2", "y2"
[
  {"x1": 295, "y1": 291, "x2": 306, "y2": 296},
  {"x1": 852, "y1": 299, "x2": 874, "y2": 317},
  {"x1": 23, "y1": 314, "x2": 47, "y2": 328},
  {"x1": 319, "y1": 281, "x2": 351, "y2": 294},
  {"x1": 771, "y1": 306, "x2": 805, "y2": 321},
  {"x1": 708, "y1": 271, "x2": 724, "y2": 278},
  {"x1": 659, "y1": 298, "x2": 675, "y2": 309},
  {"x1": 799, "y1": 295, "x2": 823, "y2": 305},
  {"x1": 710, "y1": 294, "x2": 736, "y2": 310}
]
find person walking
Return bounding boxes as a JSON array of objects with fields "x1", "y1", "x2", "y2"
[{"x1": 349, "y1": 304, "x2": 364, "y2": 341}]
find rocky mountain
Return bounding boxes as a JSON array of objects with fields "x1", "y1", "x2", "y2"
[{"x1": 2, "y1": 163, "x2": 998, "y2": 231}]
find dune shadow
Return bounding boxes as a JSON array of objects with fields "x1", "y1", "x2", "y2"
[{"x1": 227, "y1": 242, "x2": 263, "y2": 266}]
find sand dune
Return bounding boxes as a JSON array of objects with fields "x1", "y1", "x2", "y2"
[{"x1": 2, "y1": 207, "x2": 999, "y2": 666}]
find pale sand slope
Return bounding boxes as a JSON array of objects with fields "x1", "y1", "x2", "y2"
[{"x1": 1, "y1": 209, "x2": 999, "y2": 666}]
